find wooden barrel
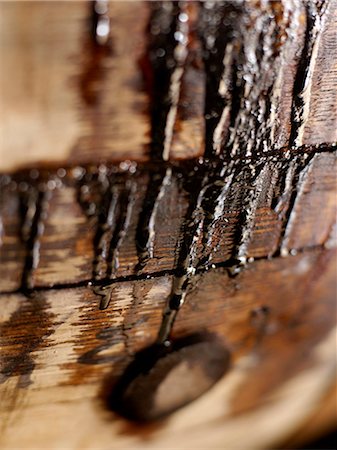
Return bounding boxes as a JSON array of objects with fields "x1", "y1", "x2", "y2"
[{"x1": 0, "y1": 1, "x2": 336, "y2": 449}]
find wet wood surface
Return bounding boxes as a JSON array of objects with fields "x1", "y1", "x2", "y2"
[
  {"x1": 0, "y1": 249, "x2": 336, "y2": 448},
  {"x1": 0, "y1": 150, "x2": 336, "y2": 293},
  {"x1": 1, "y1": 0, "x2": 336, "y2": 172},
  {"x1": 0, "y1": 1, "x2": 336, "y2": 449}
]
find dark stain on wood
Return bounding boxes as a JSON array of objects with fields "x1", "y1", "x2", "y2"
[
  {"x1": 0, "y1": 293, "x2": 55, "y2": 388},
  {"x1": 78, "y1": 1, "x2": 113, "y2": 107},
  {"x1": 0, "y1": 147, "x2": 335, "y2": 301},
  {"x1": 135, "y1": 169, "x2": 170, "y2": 271},
  {"x1": 106, "y1": 332, "x2": 230, "y2": 422},
  {"x1": 62, "y1": 287, "x2": 125, "y2": 386},
  {"x1": 19, "y1": 186, "x2": 51, "y2": 294},
  {"x1": 0, "y1": 1, "x2": 336, "y2": 429},
  {"x1": 64, "y1": 277, "x2": 166, "y2": 387}
]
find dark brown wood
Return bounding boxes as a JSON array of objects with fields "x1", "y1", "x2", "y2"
[{"x1": 1, "y1": 150, "x2": 336, "y2": 292}]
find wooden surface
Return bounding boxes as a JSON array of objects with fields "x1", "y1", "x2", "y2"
[
  {"x1": 0, "y1": 249, "x2": 336, "y2": 449},
  {"x1": 0, "y1": 0, "x2": 336, "y2": 172},
  {"x1": 0, "y1": 150, "x2": 336, "y2": 292},
  {"x1": 0, "y1": 1, "x2": 337, "y2": 449}
]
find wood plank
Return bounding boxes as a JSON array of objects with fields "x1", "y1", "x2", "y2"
[
  {"x1": 0, "y1": 1, "x2": 151, "y2": 172},
  {"x1": 1, "y1": 150, "x2": 336, "y2": 292},
  {"x1": 297, "y1": 0, "x2": 337, "y2": 146},
  {"x1": 0, "y1": 1, "x2": 88, "y2": 171},
  {"x1": 1, "y1": 1, "x2": 336, "y2": 173},
  {"x1": 0, "y1": 248, "x2": 335, "y2": 449},
  {"x1": 0, "y1": 1, "x2": 336, "y2": 447}
]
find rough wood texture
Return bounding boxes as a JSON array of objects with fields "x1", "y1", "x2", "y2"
[
  {"x1": 0, "y1": 0, "x2": 336, "y2": 449},
  {"x1": 0, "y1": 249, "x2": 336, "y2": 448},
  {"x1": 0, "y1": 150, "x2": 336, "y2": 293},
  {"x1": 1, "y1": 0, "x2": 336, "y2": 172}
]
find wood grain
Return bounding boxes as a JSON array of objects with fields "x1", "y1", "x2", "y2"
[
  {"x1": 0, "y1": 1, "x2": 336, "y2": 448},
  {"x1": 299, "y1": 0, "x2": 337, "y2": 146},
  {"x1": 1, "y1": 150, "x2": 336, "y2": 292},
  {"x1": 0, "y1": 1, "x2": 151, "y2": 171},
  {"x1": 1, "y1": 1, "x2": 336, "y2": 172},
  {"x1": 0, "y1": 248, "x2": 335, "y2": 449}
]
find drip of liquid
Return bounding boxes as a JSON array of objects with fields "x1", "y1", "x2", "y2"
[
  {"x1": 19, "y1": 187, "x2": 51, "y2": 294},
  {"x1": 157, "y1": 160, "x2": 236, "y2": 343},
  {"x1": 200, "y1": 1, "x2": 242, "y2": 158},
  {"x1": 78, "y1": 171, "x2": 136, "y2": 281},
  {"x1": 93, "y1": 184, "x2": 119, "y2": 279},
  {"x1": 146, "y1": 2, "x2": 189, "y2": 161},
  {"x1": 133, "y1": 2, "x2": 190, "y2": 270},
  {"x1": 77, "y1": 169, "x2": 137, "y2": 309},
  {"x1": 157, "y1": 165, "x2": 210, "y2": 342},
  {"x1": 228, "y1": 164, "x2": 269, "y2": 274},
  {"x1": 197, "y1": 166, "x2": 234, "y2": 268},
  {"x1": 135, "y1": 168, "x2": 171, "y2": 271},
  {"x1": 106, "y1": 180, "x2": 136, "y2": 278}
]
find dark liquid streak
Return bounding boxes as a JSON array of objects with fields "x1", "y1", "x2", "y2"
[
  {"x1": 106, "y1": 180, "x2": 136, "y2": 279},
  {"x1": 200, "y1": 1, "x2": 241, "y2": 158},
  {"x1": 134, "y1": 2, "x2": 188, "y2": 271},
  {"x1": 77, "y1": 172, "x2": 114, "y2": 280},
  {"x1": 197, "y1": 165, "x2": 235, "y2": 269},
  {"x1": 271, "y1": 159, "x2": 297, "y2": 219},
  {"x1": 288, "y1": 1, "x2": 315, "y2": 148},
  {"x1": 156, "y1": 160, "x2": 236, "y2": 342},
  {"x1": 77, "y1": 171, "x2": 137, "y2": 308},
  {"x1": 19, "y1": 188, "x2": 50, "y2": 295},
  {"x1": 157, "y1": 164, "x2": 209, "y2": 342},
  {"x1": 227, "y1": 163, "x2": 267, "y2": 275},
  {"x1": 135, "y1": 169, "x2": 172, "y2": 272},
  {"x1": 146, "y1": 1, "x2": 181, "y2": 161},
  {"x1": 0, "y1": 292, "x2": 54, "y2": 389},
  {"x1": 92, "y1": 184, "x2": 119, "y2": 280},
  {"x1": 275, "y1": 153, "x2": 316, "y2": 257}
]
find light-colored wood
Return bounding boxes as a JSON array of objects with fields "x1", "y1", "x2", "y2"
[
  {"x1": 0, "y1": 1, "x2": 88, "y2": 171},
  {"x1": 284, "y1": 384, "x2": 337, "y2": 447},
  {"x1": 1, "y1": 1, "x2": 336, "y2": 173},
  {"x1": 0, "y1": 1, "x2": 151, "y2": 171}
]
